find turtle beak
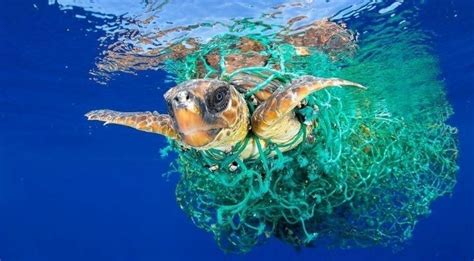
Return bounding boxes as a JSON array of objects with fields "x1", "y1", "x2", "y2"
[
  {"x1": 173, "y1": 106, "x2": 205, "y2": 134},
  {"x1": 167, "y1": 90, "x2": 215, "y2": 147},
  {"x1": 169, "y1": 90, "x2": 202, "y2": 125},
  {"x1": 172, "y1": 106, "x2": 216, "y2": 148}
]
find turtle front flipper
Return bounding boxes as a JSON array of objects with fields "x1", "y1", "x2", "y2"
[
  {"x1": 251, "y1": 76, "x2": 365, "y2": 142},
  {"x1": 85, "y1": 109, "x2": 178, "y2": 140}
]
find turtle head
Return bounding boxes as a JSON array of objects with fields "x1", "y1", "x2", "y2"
[{"x1": 164, "y1": 79, "x2": 249, "y2": 149}]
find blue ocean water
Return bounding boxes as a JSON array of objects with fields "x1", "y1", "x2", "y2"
[{"x1": 0, "y1": 0, "x2": 473, "y2": 260}]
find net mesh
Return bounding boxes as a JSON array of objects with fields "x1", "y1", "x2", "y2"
[{"x1": 160, "y1": 29, "x2": 458, "y2": 253}]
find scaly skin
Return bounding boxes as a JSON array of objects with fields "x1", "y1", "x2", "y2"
[{"x1": 85, "y1": 110, "x2": 178, "y2": 139}]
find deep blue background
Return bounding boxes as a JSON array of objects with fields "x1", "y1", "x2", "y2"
[{"x1": 1, "y1": 1, "x2": 473, "y2": 260}]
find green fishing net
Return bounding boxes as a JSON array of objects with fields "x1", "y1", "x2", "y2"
[{"x1": 160, "y1": 26, "x2": 458, "y2": 253}]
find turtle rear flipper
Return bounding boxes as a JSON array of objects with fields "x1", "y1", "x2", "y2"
[{"x1": 85, "y1": 110, "x2": 178, "y2": 140}]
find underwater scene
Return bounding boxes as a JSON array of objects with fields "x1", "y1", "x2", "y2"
[{"x1": 1, "y1": 0, "x2": 473, "y2": 260}]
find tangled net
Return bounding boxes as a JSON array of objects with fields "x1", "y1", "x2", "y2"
[{"x1": 159, "y1": 27, "x2": 458, "y2": 253}]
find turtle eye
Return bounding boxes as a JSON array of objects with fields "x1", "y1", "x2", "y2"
[{"x1": 206, "y1": 86, "x2": 230, "y2": 113}]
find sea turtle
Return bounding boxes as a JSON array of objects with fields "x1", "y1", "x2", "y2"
[
  {"x1": 86, "y1": 75, "x2": 365, "y2": 159},
  {"x1": 87, "y1": 19, "x2": 363, "y2": 159}
]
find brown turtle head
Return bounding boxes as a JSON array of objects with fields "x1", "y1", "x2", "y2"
[{"x1": 164, "y1": 79, "x2": 249, "y2": 149}]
